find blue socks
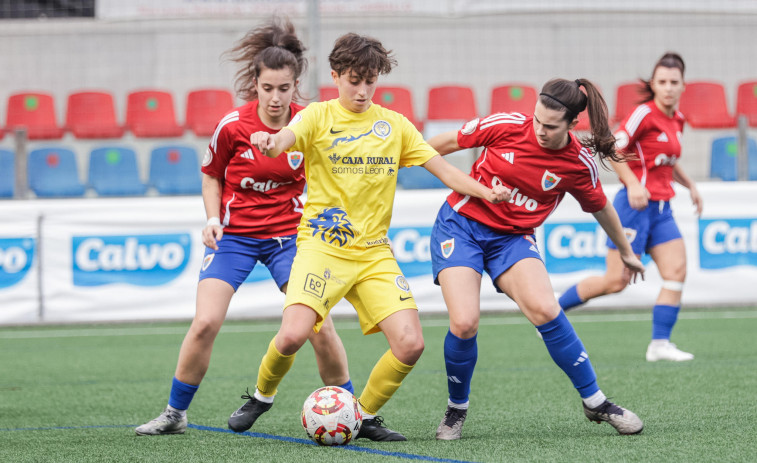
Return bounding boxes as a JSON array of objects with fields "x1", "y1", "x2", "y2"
[
  {"x1": 443, "y1": 330, "x2": 478, "y2": 404},
  {"x1": 338, "y1": 379, "x2": 355, "y2": 395},
  {"x1": 558, "y1": 284, "x2": 583, "y2": 311},
  {"x1": 652, "y1": 304, "x2": 680, "y2": 340},
  {"x1": 536, "y1": 311, "x2": 599, "y2": 398},
  {"x1": 168, "y1": 377, "x2": 199, "y2": 411}
]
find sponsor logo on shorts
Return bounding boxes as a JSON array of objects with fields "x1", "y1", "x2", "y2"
[
  {"x1": 441, "y1": 239, "x2": 455, "y2": 258},
  {"x1": 304, "y1": 273, "x2": 326, "y2": 298},
  {"x1": 395, "y1": 275, "x2": 410, "y2": 292}
]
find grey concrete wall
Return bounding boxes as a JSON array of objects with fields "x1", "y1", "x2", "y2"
[{"x1": 1, "y1": 10, "x2": 755, "y2": 182}]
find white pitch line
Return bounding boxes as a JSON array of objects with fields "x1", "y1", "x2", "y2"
[{"x1": 1, "y1": 310, "x2": 756, "y2": 340}]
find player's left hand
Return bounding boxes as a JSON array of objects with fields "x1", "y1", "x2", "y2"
[
  {"x1": 620, "y1": 252, "x2": 645, "y2": 284},
  {"x1": 689, "y1": 186, "x2": 703, "y2": 216},
  {"x1": 487, "y1": 184, "x2": 512, "y2": 204}
]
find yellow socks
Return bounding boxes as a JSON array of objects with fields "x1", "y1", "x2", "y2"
[
  {"x1": 256, "y1": 337, "x2": 296, "y2": 397},
  {"x1": 359, "y1": 349, "x2": 414, "y2": 415}
]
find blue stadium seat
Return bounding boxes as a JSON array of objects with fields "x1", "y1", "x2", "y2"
[
  {"x1": 0, "y1": 149, "x2": 14, "y2": 197},
  {"x1": 149, "y1": 145, "x2": 202, "y2": 195},
  {"x1": 710, "y1": 136, "x2": 757, "y2": 181},
  {"x1": 88, "y1": 146, "x2": 147, "y2": 196},
  {"x1": 397, "y1": 166, "x2": 447, "y2": 189},
  {"x1": 28, "y1": 147, "x2": 86, "y2": 197}
]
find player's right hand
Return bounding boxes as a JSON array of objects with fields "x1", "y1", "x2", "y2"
[
  {"x1": 487, "y1": 184, "x2": 512, "y2": 204},
  {"x1": 627, "y1": 184, "x2": 650, "y2": 211},
  {"x1": 202, "y1": 224, "x2": 223, "y2": 250},
  {"x1": 250, "y1": 131, "x2": 275, "y2": 154}
]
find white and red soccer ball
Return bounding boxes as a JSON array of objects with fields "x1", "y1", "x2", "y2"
[{"x1": 301, "y1": 386, "x2": 362, "y2": 446}]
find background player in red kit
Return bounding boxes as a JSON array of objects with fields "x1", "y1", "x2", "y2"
[
  {"x1": 136, "y1": 17, "x2": 352, "y2": 436},
  {"x1": 559, "y1": 53, "x2": 701, "y2": 362},
  {"x1": 429, "y1": 78, "x2": 646, "y2": 440}
]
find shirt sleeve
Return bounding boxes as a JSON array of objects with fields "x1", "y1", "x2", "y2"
[
  {"x1": 287, "y1": 103, "x2": 318, "y2": 153},
  {"x1": 457, "y1": 113, "x2": 524, "y2": 150},
  {"x1": 201, "y1": 120, "x2": 234, "y2": 178},
  {"x1": 398, "y1": 115, "x2": 438, "y2": 167}
]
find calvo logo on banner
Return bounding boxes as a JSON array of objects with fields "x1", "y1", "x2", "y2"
[
  {"x1": 73, "y1": 234, "x2": 191, "y2": 286},
  {"x1": 0, "y1": 238, "x2": 35, "y2": 289}
]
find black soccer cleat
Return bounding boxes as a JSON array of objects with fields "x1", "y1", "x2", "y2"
[
  {"x1": 228, "y1": 388, "x2": 273, "y2": 432},
  {"x1": 356, "y1": 416, "x2": 407, "y2": 441}
]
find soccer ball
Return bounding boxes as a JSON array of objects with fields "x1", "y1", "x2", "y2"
[{"x1": 301, "y1": 386, "x2": 362, "y2": 446}]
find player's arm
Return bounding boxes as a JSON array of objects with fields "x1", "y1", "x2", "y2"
[
  {"x1": 422, "y1": 155, "x2": 510, "y2": 204},
  {"x1": 609, "y1": 157, "x2": 649, "y2": 211},
  {"x1": 592, "y1": 202, "x2": 645, "y2": 283},
  {"x1": 250, "y1": 128, "x2": 296, "y2": 158},
  {"x1": 672, "y1": 163, "x2": 703, "y2": 215},
  {"x1": 426, "y1": 130, "x2": 461, "y2": 156},
  {"x1": 201, "y1": 173, "x2": 224, "y2": 250}
]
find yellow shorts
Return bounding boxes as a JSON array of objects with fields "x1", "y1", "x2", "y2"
[{"x1": 284, "y1": 244, "x2": 417, "y2": 334}]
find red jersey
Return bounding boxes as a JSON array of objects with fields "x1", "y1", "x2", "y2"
[
  {"x1": 446, "y1": 113, "x2": 607, "y2": 235},
  {"x1": 201, "y1": 100, "x2": 305, "y2": 238},
  {"x1": 613, "y1": 101, "x2": 684, "y2": 201}
]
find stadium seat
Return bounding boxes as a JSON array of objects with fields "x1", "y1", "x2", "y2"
[
  {"x1": 679, "y1": 81, "x2": 736, "y2": 128},
  {"x1": 709, "y1": 136, "x2": 757, "y2": 181},
  {"x1": 66, "y1": 91, "x2": 125, "y2": 139},
  {"x1": 613, "y1": 82, "x2": 646, "y2": 124},
  {"x1": 125, "y1": 90, "x2": 184, "y2": 138},
  {"x1": 736, "y1": 80, "x2": 757, "y2": 127},
  {"x1": 397, "y1": 166, "x2": 447, "y2": 189},
  {"x1": 490, "y1": 84, "x2": 537, "y2": 115},
  {"x1": 427, "y1": 85, "x2": 477, "y2": 121},
  {"x1": 319, "y1": 86, "x2": 339, "y2": 101},
  {"x1": 27, "y1": 147, "x2": 86, "y2": 197},
  {"x1": 374, "y1": 86, "x2": 422, "y2": 130},
  {"x1": 0, "y1": 149, "x2": 14, "y2": 198},
  {"x1": 88, "y1": 146, "x2": 147, "y2": 196},
  {"x1": 5, "y1": 92, "x2": 64, "y2": 139},
  {"x1": 185, "y1": 89, "x2": 234, "y2": 137},
  {"x1": 149, "y1": 145, "x2": 202, "y2": 195}
]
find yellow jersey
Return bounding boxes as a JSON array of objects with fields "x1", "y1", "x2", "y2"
[{"x1": 286, "y1": 99, "x2": 437, "y2": 258}]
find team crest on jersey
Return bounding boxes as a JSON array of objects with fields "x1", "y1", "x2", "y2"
[
  {"x1": 441, "y1": 238, "x2": 455, "y2": 258},
  {"x1": 287, "y1": 151, "x2": 303, "y2": 170},
  {"x1": 395, "y1": 275, "x2": 410, "y2": 292},
  {"x1": 202, "y1": 148, "x2": 213, "y2": 167},
  {"x1": 201, "y1": 253, "x2": 214, "y2": 271},
  {"x1": 308, "y1": 207, "x2": 356, "y2": 247},
  {"x1": 624, "y1": 228, "x2": 637, "y2": 243},
  {"x1": 372, "y1": 120, "x2": 391, "y2": 140},
  {"x1": 461, "y1": 118, "x2": 479, "y2": 135},
  {"x1": 541, "y1": 170, "x2": 562, "y2": 191}
]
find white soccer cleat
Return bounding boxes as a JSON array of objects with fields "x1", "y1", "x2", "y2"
[
  {"x1": 435, "y1": 406, "x2": 467, "y2": 441},
  {"x1": 645, "y1": 340, "x2": 694, "y2": 362},
  {"x1": 135, "y1": 407, "x2": 187, "y2": 435},
  {"x1": 583, "y1": 400, "x2": 643, "y2": 435}
]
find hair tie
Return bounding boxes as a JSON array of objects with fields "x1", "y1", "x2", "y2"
[
  {"x1": 540, "y1": 92, "x2": 581, "y2": 116},
  {"x1": 575, "y1": 79, "x2": 582, "y2": 87}
]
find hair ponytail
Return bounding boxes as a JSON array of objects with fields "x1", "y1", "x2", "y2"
[
  {"x1": 225, "y1": 16, "x2": 307, "y2": 102},
  {"x1": 539, "y1": 78, "x2": 622, "y2": 165}
]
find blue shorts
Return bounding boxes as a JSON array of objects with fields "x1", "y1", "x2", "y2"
[
  {"x1": 430, "y1": 202, "x2": 544, "y2": 293},
  {"x1": 607, "y1": 188, "x2": 682, "y2": 255},
  {"x1": 199, "y1": 233, "x2": 297, "y2": 291}
]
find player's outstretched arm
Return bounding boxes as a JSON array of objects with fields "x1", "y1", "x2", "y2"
[
  {"x1": 422, "y1": 155, "x2": 510, "y2": 204},
  {"x1": 250, "y1": 128, "x2": 296, "y2": 158},
  {"x1": 592, "y1": 202, "x2": 645, "y2": 283},
  {"x1": 427, "y1": 130, "x2": 461, "y2": 156}
]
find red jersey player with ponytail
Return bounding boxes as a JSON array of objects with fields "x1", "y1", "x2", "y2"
[
  {"x1": 136, "y1": 17, "x2": 352, "y2": 436},
  {"x1": 559, "y1": 53, "x2": 702, "y2": 363},
  {"x1": 429, "y1": 78, "x2": 646, "y2": 440}
]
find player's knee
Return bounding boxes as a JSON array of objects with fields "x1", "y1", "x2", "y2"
[
  {"x1": 189, "y1": 316, "x2": 223, "y2": 342},
  {"x1": 605, "y1": 275, "x2": 630, "y2": 294},
  {"x1": 276, "y1": 329, "x2": 309, "y2": 354},
  {"x1": 450, "y1": 319, "x2": 479, "y2": 339},
  {"x1": 396, "y1": 334, "x2": 424, "y2": 365}
]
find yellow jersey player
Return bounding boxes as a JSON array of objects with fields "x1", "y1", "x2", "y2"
[{"x1": 227, "y1": 32, "x2": 509, "y2": 441}]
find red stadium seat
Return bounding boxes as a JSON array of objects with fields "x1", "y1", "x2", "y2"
[
  {"x1": 736, "y1": 80, "x2": 757, "y2": 127},
  {"x1": 678, "y1": 81, "x2": 736, "y2": 128},
  {"x1": 427, "y1": 85, "x2": 477, "y2": 121},
  {"x1": 374, "y1": 86, "x2": 422, "y2": 130},
  {"x1": 66, "y1": 91, "x2": 124, "y2": 139},
  {"x1": 185, "y1": 88, "x2": 234, "y2": 137},
  {"x1": 613, "y1": 82, "x2": 646, "y2": 125},
  {"x1": 319, "y1": 86, "x2": 339, "y2": 101},
  {"x1": 490, "y1": 84, "x2": 537, "y2": 115},
  {"x1": 573, "y1": 85, "x2": 605, "y2": 132},
  {"x1": 125, "y1": 90, "x2": 184, "y2": 138},
  {"x1": 5, "y1": 92, "x2": 64, "y2": 139}
]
